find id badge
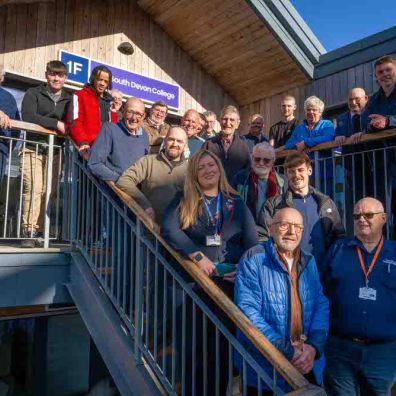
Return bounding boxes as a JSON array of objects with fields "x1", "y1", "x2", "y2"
[
  {"x1": 206, "y1": 234, "x2": 221, "y2": 246},
  {"x1": 359, "y1": 287, "x2": 377, "y2": 301}
]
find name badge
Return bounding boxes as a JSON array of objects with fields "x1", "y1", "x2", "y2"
[
  {"x1": 206, "y1": 234, "x2": 221, "y2": 246},
  {"x1": 359, "y1": 287, "x2": 377, "y2": 301}
]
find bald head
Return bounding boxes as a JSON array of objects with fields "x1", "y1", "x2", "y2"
[
  {"x1": 181, "y1": 109, "x2": 201, "y2": 138},
  {"x1": 270, "y1": 208, "x2": 304, "y2": 255},
  {"x1": 122, "y1": 97, "x2": 146, "y2": 133},
  {"x1": 353, "y1": 197, "x2": 386, "y2": 241},
  {"x1": 348, "y1": 87, "x2": 368, "y2": 114}
]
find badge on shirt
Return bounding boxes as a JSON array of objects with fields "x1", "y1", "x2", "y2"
[
  {"x1": 359, "y1": 287, "x2": 377, "y2": 301},
  {"x1": 206, "y1": 234, "x2": 221, "y2": 246}
]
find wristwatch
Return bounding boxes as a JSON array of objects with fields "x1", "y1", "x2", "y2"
[{"x1": 192, "y1": 252, "x2": 204, "y2": 263}]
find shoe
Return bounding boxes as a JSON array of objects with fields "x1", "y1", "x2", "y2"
[{"x1": 20, "y1": 231, "x2": 39, "y2": 248}]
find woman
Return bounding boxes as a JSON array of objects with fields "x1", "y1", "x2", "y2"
[
  {"x1": 161, "y1": 149, "x2": 258, "y2": 295},
  {"x1": 161, "y1": 149, "x2": 258, "y2": 395}
]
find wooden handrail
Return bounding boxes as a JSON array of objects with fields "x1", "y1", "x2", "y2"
[
  {"x1": 107, "y1": 182, "x2": 309, "y2": 390},
  {"x1": 276, "y1": 127, "x2": 396, "y2": 158}
]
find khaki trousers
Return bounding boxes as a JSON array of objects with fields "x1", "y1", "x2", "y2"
[{"x1": 20, "y1": 148, "x2": 60, "y2": 234}]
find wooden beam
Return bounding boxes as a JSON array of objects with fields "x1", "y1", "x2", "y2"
[{"x1": 0, "y1": 0, "x2": 54, "y2": 4}]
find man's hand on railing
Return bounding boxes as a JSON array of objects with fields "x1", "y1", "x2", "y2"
[
  {"x1": 78, "y1": 144, "x2": 90, "y2": 160},
  {"x1": 56, "y1": 121, "x2": 67, "y2": 135},
  {"x1": 295, "y1": 141, "x2": 306, "y2": 152},
  {"x1": 0, "y1": 111, "x2": 11, "y2": 129},
  {"x1": 291, "y1": 344, "x2": 316, "y2": 375}
]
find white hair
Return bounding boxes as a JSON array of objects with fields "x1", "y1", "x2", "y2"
[
  {"x1": 304, "y1": 96, "x2": 325, "y2": 113},
  {"x1": 220, "y1": 105, "x2": 240, "y2": 120},
  {"x1": 253, "y1": 141, "x2": 275, "y2": 160}
]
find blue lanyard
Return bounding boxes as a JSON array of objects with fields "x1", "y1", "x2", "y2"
[{"x1": 203, "y1": 194, "x2": 221, "y2": 233}]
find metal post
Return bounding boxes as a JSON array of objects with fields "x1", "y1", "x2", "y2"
[
  {"x1": 43, "y1": 134, "x2": 54, "y2": 248},
  {"x1": 70, "y1": 146, "x2": 78, "y2": 243},
  {"x1": 314, "y1": 151, "x2": 320, "y2": 189},
  {"x1": 134, "y1": 219, "x2": 143, "y2": 362}
]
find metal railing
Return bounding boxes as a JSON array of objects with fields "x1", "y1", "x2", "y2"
[
  {"x1": 277, "y1": 128, "x2": 396, "y2": 238},
  {"x1": 0, "y1": 121, "x2": 64, "y2": 247}
]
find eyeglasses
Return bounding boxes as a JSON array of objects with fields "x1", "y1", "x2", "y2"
[
  {"x1": 352, "y1": 212, "x2": 384, "y2": 221},
  {"x1": 272, "y1": 221, "x2": 304, "y2": 233},
  {"x1": 253, "y1": 156, "x2": 274, "y2": 165},
  {"x1": 125, "y1": 110, "x2": 145, "y2": 119}
]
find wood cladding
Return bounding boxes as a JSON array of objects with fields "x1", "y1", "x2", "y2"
[
  {"x1": 137, "y1": 0, "x2": 309, "y2": 106},
  {"x1": 0, "y1": 0, "x2": 235, "y2": 115}
]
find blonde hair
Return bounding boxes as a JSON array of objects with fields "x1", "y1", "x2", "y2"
[{"x1": 179, "y1": 150, "x2": 238, "y2": 229}]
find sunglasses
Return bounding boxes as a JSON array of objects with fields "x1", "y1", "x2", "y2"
[
  {"x1": 253, "y1": 156, "x2": 273, "y2": 165},
  {"x1": 352, "y1": 212, "x2": 384, "y2": 221}
]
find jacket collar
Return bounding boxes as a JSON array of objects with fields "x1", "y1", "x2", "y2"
[
  {"x1": 347, "y1": 236, "x2": 391, "y2": 253},
  {"x1": 37, "y1": 83, "x2": 69, "y2": 101},
  {"x1": 118, "y1": 121, "x2": 143, "y2": 136},
  {"x1": 285, "y1": 185, "x2": 328, "y2": 208},
  {"x1": 158, "y1": 150, "x2": 186, "y2": 168}
]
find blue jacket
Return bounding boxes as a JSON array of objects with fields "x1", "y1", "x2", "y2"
[
  {"x1": 88, "y1": 121, "x2": 148, "y2": 182},
  {"x1": 235, "y1": 240, "x2": 329, "y2": 391},
  {"x1": 284, "y1": 119, "x2": 335, "y2": 152},
  {"x1": 366, "y1": 86, "x2": 396, "y2": 132},
  {"x1": 321, "y1": 237, "x2": 396, "y2": 342},
  {"x1": 0, "y1": 87, "x2": 20, "y2": 155}
]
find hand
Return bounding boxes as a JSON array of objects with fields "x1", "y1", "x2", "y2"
[
  {"x1": 190, "y1": 255, "x2": 216, "y2": 277},
  {"x1": 350, "y1": 132, "x2": 363, "y2": 144},
  {"x1": 335, "y1": 135, "x2": 346, "y2": 146},
  {"x1": 369, "y1": 114, "x2": 388, "y2": 130},
  {"x1": 0, "y1": 111, "x2": 11, "y2": 129},
  {"x1": 223, "y1": 271, "x2": 236, "y2": 282},
  {"x1": 144, "y1": 207, "x2": 156, "y2": 222},
  {"x1": 78, "y1": 144, "x2": 90, "y2": 160},
  {"x1": 295, "y1": 141, "x2": 306, "y2": 152},
  {"x1": 291, "y1": 343, "x2": 316, "y2": 374},
  {"x1": 56, "y1": 121, "x2": 66, "y2": 135}
]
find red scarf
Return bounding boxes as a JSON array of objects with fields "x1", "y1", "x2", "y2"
[{"x1": 250, "y1": 168, "x2": 278, "y2": 215}]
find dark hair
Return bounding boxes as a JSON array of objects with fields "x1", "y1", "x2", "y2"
[
  {"x1": 46, "y1": 60, "x2": 67, "y2": 75},
  {"x1": 374, "y1": 55, "x2": 396, "y2": 69},
  {"x1": 151, "y1": 100, "x2": 168, "y2": 111},
  {"x1": 284, "y1": 152, "x2": 311, "y2": 170},
  {"x1": 89, "y1": 65, "x2": 112, "y2": 90}
]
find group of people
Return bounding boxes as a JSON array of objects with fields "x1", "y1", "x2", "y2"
[{"x1": 0, "y1": 53, "x2": 395, "y2": 395}]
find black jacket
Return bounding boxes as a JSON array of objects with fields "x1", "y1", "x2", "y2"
[
  {"x1": 202, "y1": 132, "x2": 250, "y2": 182},
  {"x1": 22, "y1": 84, "x2": 70, "y2": 147},
  {"x1": 258, "y1": 186, "x2": 345, "y2": 248}
]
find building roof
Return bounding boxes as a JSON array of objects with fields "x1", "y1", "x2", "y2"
[{"x1": 137, "y1": 0, "x2": 325, "y2": 105}]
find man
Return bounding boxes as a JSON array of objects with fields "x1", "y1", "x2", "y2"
[
  {"x1": 68, "y1": 65, "x2": 118, "y2": 160},
  {"x1": 0, "y1": 66, "x2": 19, "y2": 182},
  {"x1": 259, "y1": 153, "x2": 344, "y2": 266},
  {"x1": 366, "y1": 55, "x2": 396, "y2": 132},
  {"x1": 110, "y1": 89, "x2": 123, "y2": 121},
  {"x1": 244, "y1": 114, "x2": 267, "y2": 152},
  {"x1": 335, "y1": 87, "x2": 370, "y2": 152},
  {"x1": 88, "y1": 97, "x2": 148, "y2": 182},
  {"x1": 322, "y1": 197, "x2": 396, "y2": 396},
  {"x1": 199, "y1": 110, "x2": 217, "y2": 140},
  {"x1": 269, "y1": 95, "x2": 299, "y2": 149},
  {"x1": 202, "y1": 105, "x2": 250, "y2": 181},
  {"x1": 143, "y1": 100, "x2": 170, "y2": 154},
  {"x1": 21, "y1": 60, "x2": 70, "y2": 247},
  {"x1": 180, "y1": 109, "x2": 204, "y2": 159},
  {"x1": 117, "y1": 126, "x2": 187, "y2": 225},
  {"x1": 235, "y1": 207, "x2": 329, "y2": 394},
  {"x1": 232, "y1": 142, "x2": 285, "y2": 228}
]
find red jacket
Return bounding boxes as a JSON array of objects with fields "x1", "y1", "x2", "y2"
[{"x1": 68, "y1": 86, "x2": 117, "y2": 146}]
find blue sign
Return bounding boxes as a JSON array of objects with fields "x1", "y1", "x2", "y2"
[
  {"x1": 60, "y1": 51, "x2": 89, "y2": 85},
  {"x1": 59, "y1": 50, "x2": 180, "y2": 110}
]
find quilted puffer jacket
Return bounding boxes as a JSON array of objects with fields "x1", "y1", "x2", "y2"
[{"x1": 234, "y1": 239, "x2": 329, "y2": 391}]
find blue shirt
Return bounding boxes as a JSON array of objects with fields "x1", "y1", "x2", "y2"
[
  {"x1": 322, "y1": 237, "x2": 396, "y2": 341},
  {"x1": 293, "y1": 194, "x2": 325, "y2": 264},
  {"x1": 284, "y1": 119, "x2": 335, "y2": 151},
  {"x1": 88, "y1": 121, "x2": 149, "y2": 182},
  {"x1": 0, "y1": 87, "x2": 20, "y2": 154}
]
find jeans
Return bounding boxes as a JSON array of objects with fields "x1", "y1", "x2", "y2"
[{"x1": 324, "y1": 335, "x2": 396, "y2": 396}]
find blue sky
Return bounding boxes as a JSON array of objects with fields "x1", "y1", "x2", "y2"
[{"x1": 291, "y1": 1, "x2": 396, "y2": 52}]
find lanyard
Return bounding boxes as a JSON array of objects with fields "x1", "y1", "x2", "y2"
[
  {"x1": 203, "y1": 194, "x2": 221, "y2": 234},
  {"x1": 356, "y1": 237, "x2": 383, "y2": 286}
]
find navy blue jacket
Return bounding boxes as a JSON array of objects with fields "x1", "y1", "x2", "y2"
[
  {"x1": 161, "y1": 193, "x2": 258, "y2": 264},
  {"x1": 235, "y1": 240, "x2": 329, "y2": 390},
  {"x1": 0, "y1": 86, "x2": 20, "y2": 154},
  {"x1": 335, "y1": 110, "x2": 372, "y2": 153},
  {"x1": 322, "y1": 237, "x2": 396, "y2": 341},
  {"x1": 366, "y1": 86, "x2": 396, "y2": 132},
  {"x1": 88, "y1": 121, "x2": 148, "y2": 182}
]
